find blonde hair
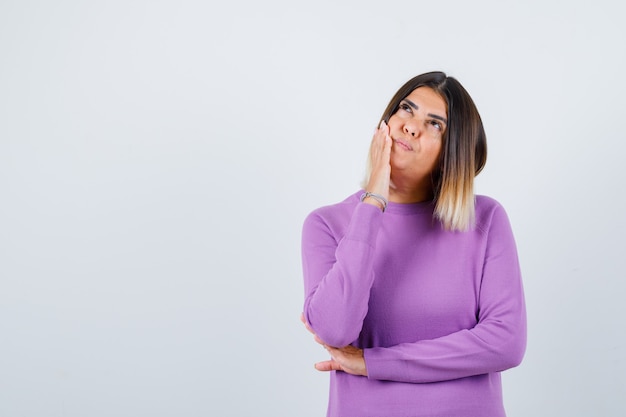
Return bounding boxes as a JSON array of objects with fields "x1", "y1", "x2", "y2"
[{"x1": 363, "y1": 72, "x2": 487, "y2": 231}]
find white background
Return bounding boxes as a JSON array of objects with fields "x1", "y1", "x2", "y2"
[{"x1": 1, "y1": 1, "x2": 625, "y2": 416}]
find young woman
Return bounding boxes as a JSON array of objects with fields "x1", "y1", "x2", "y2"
[{"x1": 301, "y1": 71, "x2": 526, "y2": 417}]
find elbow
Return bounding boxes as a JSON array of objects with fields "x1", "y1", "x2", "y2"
[
  {"x1": 321, "y1": 329, "x2": 361, "y2": 348},
  {"x1": 304, "y1": 310, "x2": 362, "y2": 348},
  {"x1": 482, "y1": 313, "x2": 527, "y2": 371},
  {"x1": 500, "y1": 343, "x2": 525, "y2": 370},
  {"x1": 311, "y1": 320, "x2": 362, "y2": 348},
  {"x1": 496, "y1": 330, "x2": 527, "y2": 371}
]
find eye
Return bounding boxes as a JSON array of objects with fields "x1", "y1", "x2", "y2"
[
  {"x1": 398, "y1": 102, "x2": 412, "y2": 114},
  {"x1": 429, "y1": 120, "x2": 443, "y2": 131}
]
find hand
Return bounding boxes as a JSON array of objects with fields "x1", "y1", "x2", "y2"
[
  {"x1": 300, "y1": 313, "x2": 367, "y2": 377},
  {"x1": 314, "y1": 344, "x2": 367, "y2": 376},
  {"x1": 363, "y1": 120, "x2": 392, "y2": 208}
]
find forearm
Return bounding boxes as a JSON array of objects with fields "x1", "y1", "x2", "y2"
[
  {"x1": 364, "y1": 313, "x2": 526, "y2": 383},
  {"x1": 364, "y1": 203, "x2": 527, "y2": 384},
  {"x1": 302, "y1": 202, "x2": 383, "y2": 347}
]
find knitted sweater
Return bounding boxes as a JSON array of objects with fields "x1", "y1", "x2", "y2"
[{"x1": 301, "y1": 191, "x2": 526, "y2": 417}]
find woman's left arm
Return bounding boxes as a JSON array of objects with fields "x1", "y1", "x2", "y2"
[
  {"x1": 308, "y1": 204, "x2": 527, "y2": 383},
  {"x1": 363, "y1": 204, "x2": 527, "y2": 383}
]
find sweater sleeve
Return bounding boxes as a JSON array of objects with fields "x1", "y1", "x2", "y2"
[
  {"x1": 302, "y1": 202, "x2": 383, "y2": 348},
  {"x1": 364, "y1": 205, "x2": 527, "y2": 383}
]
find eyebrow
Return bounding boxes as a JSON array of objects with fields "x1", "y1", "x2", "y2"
[{"x1": 403, "y1": 99, "x2": 448, "y2": 124}]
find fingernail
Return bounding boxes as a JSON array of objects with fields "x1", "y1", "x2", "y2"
[{"x1": 379, "y1": 120, "x2": 386, "y2": 129}]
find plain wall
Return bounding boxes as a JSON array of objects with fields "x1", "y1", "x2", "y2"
[{"x1": 1, "y1": 0, "x2": 625, "y2": 416}]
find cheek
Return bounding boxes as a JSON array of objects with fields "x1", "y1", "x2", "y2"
[
  {"x1": 428, "y1": 139, "x2": 443, "y2": 157},
  {"x1": 386, "y1": 114, "x2": 402, "y2": 130},
  {"x1": 425, "y1": 141, "x2": 443, "y2": 168}
]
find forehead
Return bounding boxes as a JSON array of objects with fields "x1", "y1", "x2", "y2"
[{"x1": 404, "y1": 87, "x2": 447, "y2": 116}]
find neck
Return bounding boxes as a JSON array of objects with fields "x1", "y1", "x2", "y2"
[{"x1": 388, "y1": 175, "x2": 434, "y2": 204}]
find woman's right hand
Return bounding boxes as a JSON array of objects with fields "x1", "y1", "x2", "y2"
[
  {"x1": 301, "y1": 314, "x2": 367, "y2": 377},
  {"x1": 363, "y1": 120, "x2": 392, "y2": 209}
]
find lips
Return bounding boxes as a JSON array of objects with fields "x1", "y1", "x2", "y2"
[{"x1": 393, "y1": 138, "x2": 413, "y2": 151}]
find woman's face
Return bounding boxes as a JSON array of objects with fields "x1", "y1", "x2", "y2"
[{"x1": 387, "y1": 86, "x2": 447, "y2": 181}]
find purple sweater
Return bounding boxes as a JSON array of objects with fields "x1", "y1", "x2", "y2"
[{"x1": 302, "y1": 191, "x2": 526, "y2": 417}]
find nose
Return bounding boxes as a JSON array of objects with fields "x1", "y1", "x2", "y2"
[{"x1": 403, "y1": 119, "x2": 421, "y2": 138}]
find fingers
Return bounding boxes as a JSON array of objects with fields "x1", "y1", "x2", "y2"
[
  {"x1": 316, "y1": 347, "x2": 367, "y2": 376},
  {"x1": 370, "y1": 120, "x2": 390, "y2": 159},
  {"x1": 314, "y1": 360, "x2": 342, "y2": 372},
  {"x1": 324, "y1": 345, "x2": 348, "y2": 365},
  {"x1": 301, "y1": 314, "x2": 366, "y2": 375},
  {"x1": 382, "y1": 124, "x2": 392, "y2": 155},
  {"x1": 300, "y1": 313, "x2": 326, "y2": 346},
  {"x1": 366, "y1": 120, "x2": 392, "y2": 200},
  {"x1": 300, "y1": 313, "x2": 313, "y2": 334},
  {"x1": 378, "y1": 120, "x2": 392, "y2": 158},
  {"x1": 300, "y1": 313, "x2": 310, "y2": 331}
]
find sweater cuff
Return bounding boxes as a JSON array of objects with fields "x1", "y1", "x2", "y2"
[
  {"x1": 343, "y1": 201, "x2": 383, "y2": 246},
  {"x1": 364, "y1": 347, "x2": 401, "y2": 381}
]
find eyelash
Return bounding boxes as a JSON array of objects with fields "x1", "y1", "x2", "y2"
[
  {"x1": 398, "y1": 102, "x2": 443, "y2": 131},
  {"x1": 399, "y1": 103, "x2": 412, "y2": 113},
  {"x1": 429, "y1": 120, "x2": 443, "y2": 131}
]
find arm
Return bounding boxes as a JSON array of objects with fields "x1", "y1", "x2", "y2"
[
  {"x1": 364, "y1": 205, "x2": 526, "y2": 383},
  {"x1": 302, "y1": 121, "x2": 392, "y2": 348},
  {"x1": 302, "y1": 203, "x2": 383, "y2": 348}
]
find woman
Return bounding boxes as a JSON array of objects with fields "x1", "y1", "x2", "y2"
[{"x1": 301, "y1": 71, "x2": 526, "y2": 417}]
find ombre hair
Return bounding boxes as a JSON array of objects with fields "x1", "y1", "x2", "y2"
[{"x1": 363, "y1": 71, "x2": 487, "y2": 231}]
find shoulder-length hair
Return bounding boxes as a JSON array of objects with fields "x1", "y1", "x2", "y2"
[{"x1": 365, "y1": 71, "x2": 487, "y2": 231}]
